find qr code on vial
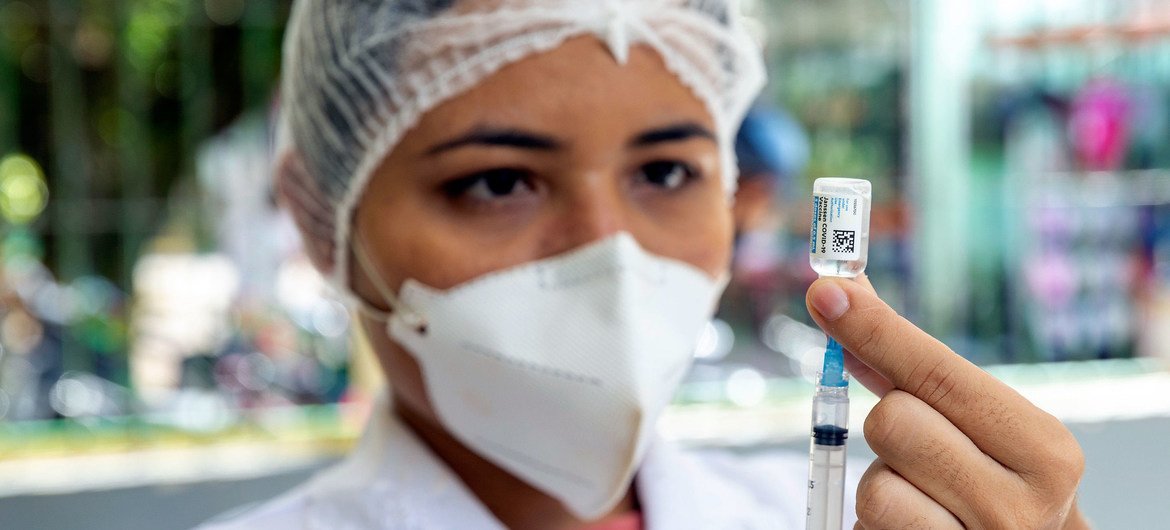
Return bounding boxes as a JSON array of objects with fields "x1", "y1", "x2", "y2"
[{"x1": 832, "y1": 230, "x2": 856, "y2": 254}]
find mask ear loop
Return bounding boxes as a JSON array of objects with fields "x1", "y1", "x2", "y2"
[{"x1": 352, "y1": 236, "x2": 428, "y2": 335}]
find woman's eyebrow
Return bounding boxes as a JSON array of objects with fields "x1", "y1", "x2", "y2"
[
  {"x1": 425, "y1": 126, "x2": 563, "y2": 156},
  {"x1": 629, "y1": 122, "x2": 716, "y2": 147}
]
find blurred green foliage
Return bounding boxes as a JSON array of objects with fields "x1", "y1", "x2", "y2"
[{"x1": 0, "y1": 0, "x2": 290, "y2": 288}]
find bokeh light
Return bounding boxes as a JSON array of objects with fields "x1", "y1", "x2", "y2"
[
  {"x1": 49, "y1": 372, "x2": 107, "y2": 418},
  {"x1": 124, "y1": 1, "x2": 183, "y2": 73},
  {"x1": 0, "y1": 154, "x2": 49, "y2": 225},
  {"x1": 0, "y1": 2, "x2": 38, "y2": 49},
  {"x1": 693, "y1": 318, "x2": 735, "y2": 362},
  {"x1": 725, "y1": 367, "x2": 768, "y2": 407}
]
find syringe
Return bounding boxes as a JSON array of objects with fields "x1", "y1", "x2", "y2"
[
  {"x1": 805, "y1": 177, "x2": 870, "y2": 530},
  {"x1": 806, "y1": 338, "x2": 849, "y2": 530}
]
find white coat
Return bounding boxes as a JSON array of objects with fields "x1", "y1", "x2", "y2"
[{"x1": 197, "y1": 401, "x2": 859, "y2": 529}]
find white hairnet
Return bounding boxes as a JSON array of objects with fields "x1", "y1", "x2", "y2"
[{"x1": 275, "y1": 0, "x2": 766, "y2": 291}]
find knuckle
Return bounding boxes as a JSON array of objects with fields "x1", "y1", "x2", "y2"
[
  {"x1": 855, "y1": 464, "x2": 887, "y2": 499},
  {"x1": 850, "y1": 307, "x2": 891, "y2": 361},
  {"x1": 856, "y1": 489, "x2": 895, "y2": 526},
  {"x1": 856, "y1": 467, "x2": 899, "y2": 525},
  {"x1": 863, "y1": 392, "x2": 911, "y2": 449},
  {"x1": 1010, "y1": 461, "x2": 1083, "y2": 529},
  {"x1": 1056, "y1": 430, "x2": 1086, "y2": 475},
  {"x1": 1067, "y1": 445, "x2": 1086, "y2": 483},
  {"x1": 908, "y1": 358, "x2": 962, "y2": 409},
  {"x1": 1042, "y1": 432, "x2": 1086, "y2": 492},
  {"x1": 1008, "y1": 494, "x2": 1076, "y2": 530},
  {"x1": 961, "y1": 482, "x2": 1021, "y2": 529},
  {"x1": 969, "y1": 486, "x2": 1023, "y2": 529},
  {"x1": 1020, "y1": 417, "x2": 1085, "y2": 493},
  {"x1": 856, "y1": 465, "x2": 938, "y2": 530}
]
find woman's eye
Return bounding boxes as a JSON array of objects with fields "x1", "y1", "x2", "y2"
[
  {"x1": 636, "y1": 161, "x2": 696, "y2": 190},
  {"x1": 443, "y1": 169, "x2": 536, "y2": 201}
]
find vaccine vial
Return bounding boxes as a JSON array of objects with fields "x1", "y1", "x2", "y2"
[{"x1": 809, "y1": 178, "x2": 871, "y2": 278}]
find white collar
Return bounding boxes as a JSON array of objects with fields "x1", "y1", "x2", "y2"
[
  {"x1": 300, "y1": 398, "x2": 798, "y2": 529},
  {"x1": 302, "y1": 401, "x2": 506, "y2": 529}
]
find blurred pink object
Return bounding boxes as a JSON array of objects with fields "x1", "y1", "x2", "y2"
[
  {"x1": 1025, "y1": 249, "x2": 1077, "y2": 309},
  {"x1": 1068, "y1": 78, "x2": 1131, "y2": 171}
]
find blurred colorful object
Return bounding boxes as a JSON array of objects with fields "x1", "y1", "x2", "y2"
[
  {"x1": 1069, "y1": 78, "x2": 1132, "y2": 172},
  {"x1": 735, "y1": 105, "x2": 810, "y2": 189},
  {"x1": 0, "y1": 154, "x2": 48, "y2": 225}
]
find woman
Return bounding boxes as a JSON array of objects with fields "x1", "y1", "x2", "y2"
[{"x1": 203, "y1": 1, "x2": 1089, "y2": 528}]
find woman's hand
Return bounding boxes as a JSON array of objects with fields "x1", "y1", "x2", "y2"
[{"x1": 806, "y1": 276, "x2": 1090, "y2": 529}]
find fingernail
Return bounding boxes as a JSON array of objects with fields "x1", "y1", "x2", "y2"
[{"x1": 811, "y1": 281, "x2": 850, "y2": 321}]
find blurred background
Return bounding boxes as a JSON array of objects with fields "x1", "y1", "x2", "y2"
[{"x1": 0, "y1": 0, "x2": 1168, "y2": 528}]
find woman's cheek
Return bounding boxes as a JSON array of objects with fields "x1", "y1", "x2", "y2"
[{"x1": 650, "y1": 197, "x2": 735, "y2": 276}]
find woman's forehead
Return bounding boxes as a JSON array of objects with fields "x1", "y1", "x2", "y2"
[{"x1": 399, "y1": 38, "x2": 715, "y2": 149}]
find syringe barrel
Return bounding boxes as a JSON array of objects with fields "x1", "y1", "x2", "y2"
[
  {"x1": 811, "y1": 377, "x2": 850, "y2": 442},
  {"x1": 806, "y1": 442, "x2": 847, "y2": 530},
  {"x1": 807, "y1": 381, "x2": 850, "y2": 530}
]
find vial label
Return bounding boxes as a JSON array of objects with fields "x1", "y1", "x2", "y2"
[{"x1": 810, "y1": 192, "x2": 863, "y2": 260}]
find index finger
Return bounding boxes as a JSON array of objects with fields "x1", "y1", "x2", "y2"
[
  {"x1": 838, "y1": 275, "x2": 895, "y2": 397},
  {"x1": 806, "y1": 277, "x2": 1063, "y2": 472}
]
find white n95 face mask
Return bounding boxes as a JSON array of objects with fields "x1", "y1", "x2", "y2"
[{"x1": 353, "y1": 232, "x2": 727, "y2": 520}]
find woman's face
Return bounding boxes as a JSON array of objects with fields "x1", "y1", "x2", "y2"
[{"x1": 351, "y1": 36, "x2": 734, "y2": 419}]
